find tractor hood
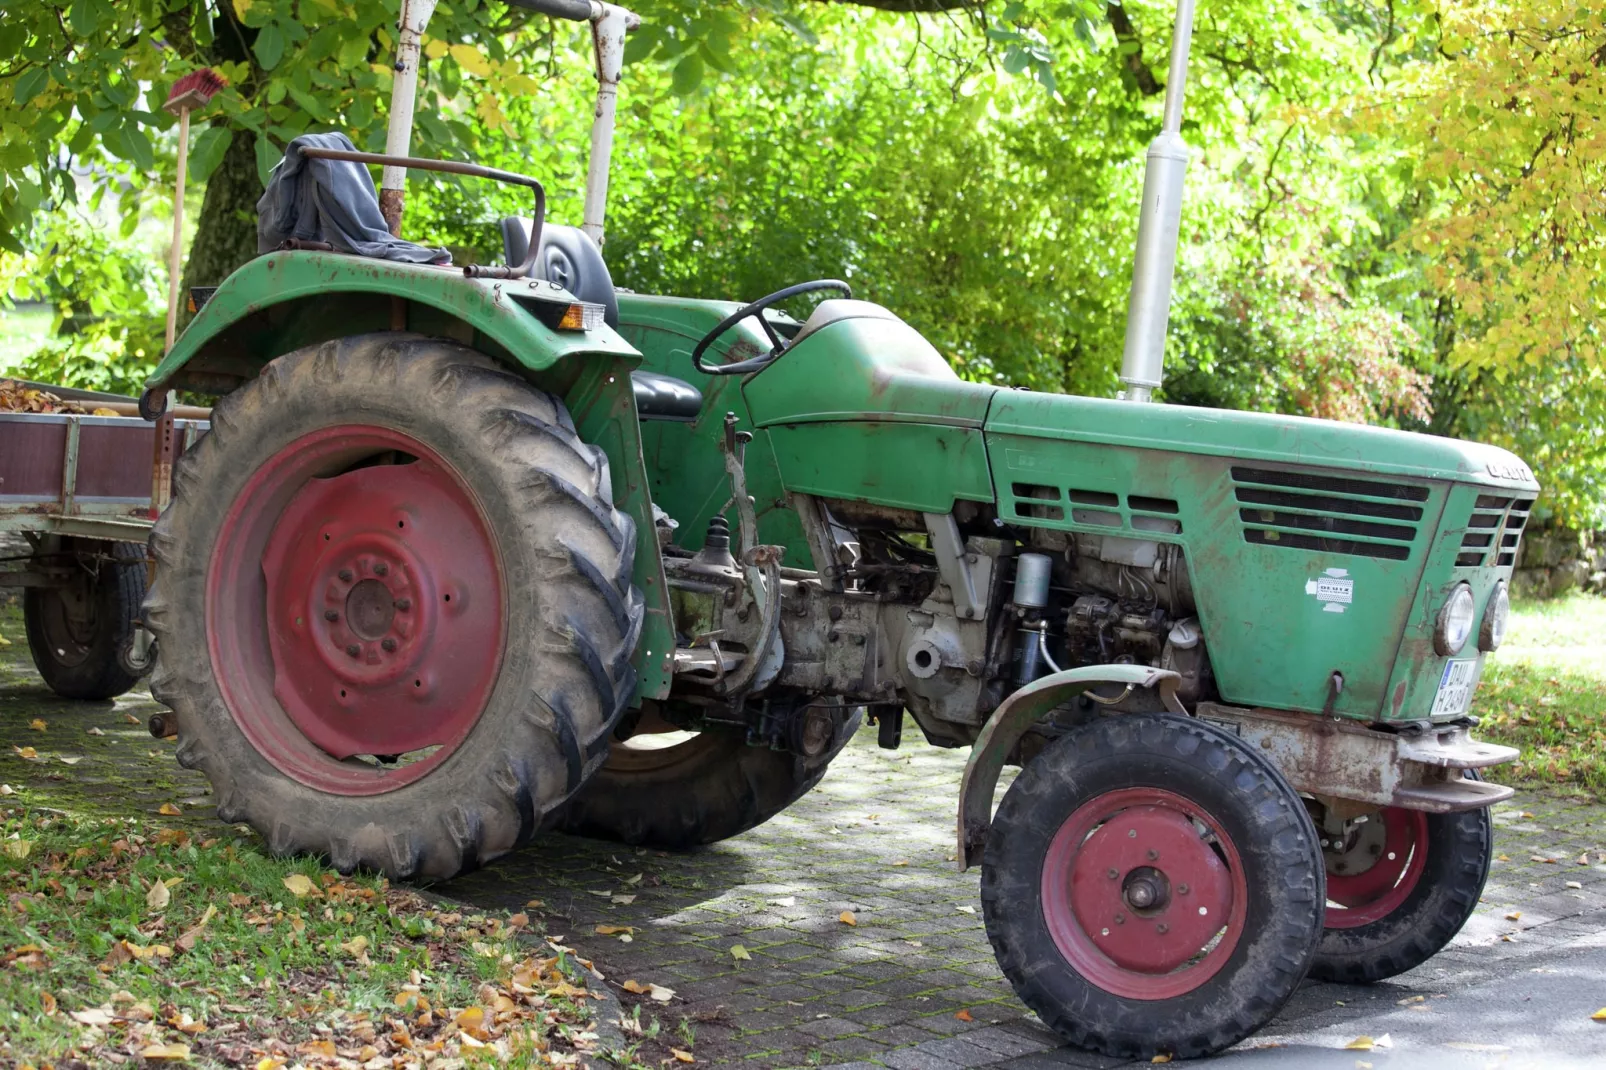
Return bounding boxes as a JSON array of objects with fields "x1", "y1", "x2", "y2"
[{"x1": 987, "y1": 391, "x2": 1539, "y2": 493}]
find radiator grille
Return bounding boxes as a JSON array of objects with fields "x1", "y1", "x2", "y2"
[
  {"x1": 1232, "y1": 466, "x2": 1426, "y2": 561},
  {"x1": 1457, "y1": 495, "x2": 1533, "y2": 568}
]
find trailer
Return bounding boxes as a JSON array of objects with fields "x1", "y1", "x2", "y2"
[{"x1": 0, "y1": 381, "x2": 206, "y2": 699}]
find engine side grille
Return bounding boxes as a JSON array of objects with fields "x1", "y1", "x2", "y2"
[
  {"x1": 1231, "y1": 466, "x2": 1426, "y2": 562},
  {"x1": 1455, "y1": 494, "x2": 1532, "y2": 569}
]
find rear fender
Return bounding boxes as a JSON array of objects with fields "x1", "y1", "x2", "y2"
[
  {"x1": 956, "y1": 665, "x2": 1184, "y2": 870},
  {"x1": 148, "y1": 251, "x2": 676, "y2": 704}
]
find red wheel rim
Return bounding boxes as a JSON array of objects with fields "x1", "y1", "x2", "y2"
[
  {"x1": 207, "y1": 425, "x2": 505, "y2": 795},
  {"x1": 1324, "y1": 808, "x2": 1428, "y2": 929},
  {"x1": 1040, "y1": 787, "x2": 1248, "y2": 1001}
]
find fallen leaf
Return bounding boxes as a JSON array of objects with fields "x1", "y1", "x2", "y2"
[
  {"x1": 1345, "y1": 1036, "x2": 1374, "y2": 1051},
  {"x1": 1592, "y1": 1008, "x2": 1606, "y2": 1021},
  {"x1": 158, "y1": 803, "x2": 182, "y2": 816},
  {"x1": 39, "y1": 991, "x2": 57, "y2": 1015},
  {"x1": 1151, "y1": 1056, "x2": 1172, "y2": 1064},
  {"x1": 12, "y1": 746, "x2": 37, "y2": 760},
  {"x1": 650, "y1": 984, "x2": 676, "y2": 1002},
  {"x1": 611, "y1": 894, "x2": 637, "y2": 905},
  {"x1": 1531, "y1": 855, "x2": 1555, "y2": 864},
  {"x1": 176, "y1": 905, "x2": 217, "y2": 952},
  {"x1": 87, "y1": 727, "x2": 105, "y2": 736},
  {"x1": 296, "y1": 1039, "x2": 336, "y2": 1057},
  {"x1": 525, "y1": 899, "x2": 544, "y2": 908},
  {"x1": 595, "y1": 924, "x2": 635, "y2": 936},
  {"x1": 146, "y1": 879, "x2": 171, "y2": 911},
  {"x1": 139, "y1": 1043, "x2": 191, "y2": 1061},
  {"x1": 955, "y1": 1009, "x2": 973, "y2": 1022},
  {"x1": 838, "y1": 911, "x2": 857, "y2": 926},
  {"x1": 27, "y1": 719, "x2": 45, "y2": 732},
  {"x1": 621, "y1": 980, "x2": 650, "y2": 994},
  {"x1": 1373, "y1": 1034, "x2": 1392, "y2": 1049},
  {"x1": 506, "y1": 912, "x2": 529, "y2": 928},
  {"x1": 0, "y1": 785, "x2": 11, "y2": 796},
  {"x1": 71, "y1": 1008, "x2": 115, "y2": 1026},
  {"x1": 1396, "y1": 995, "x2": 1425, "y2": 1006},
  {"x1": 1505, "y1": 911, "x2": 1522, "y2": 921},
  {"x1": 58, "y1": 755, "x2": 82, "y2": 765},
  {"x1": 891, "y1": 860, "x2": 909, "y2": 867},
  {"x1": 671, "y1": 1050, "x2": 695, "y2": 1064},
  {"x1": 281, "y1": 873, "x2": 317, "y2": 897},
  {"x1": 454, "y1": 1006, "x2": 485, "y2": 1031},
  {"x1": 3, "y1": 840, "x2": 31, "y2": 860},
  {"x1": 339, "y1": 934, "x2": 369, "y2": 956},
  {"x1": 730, "y1": 944, "x2": 751, "y2": 961},
  {"x1": 957, "y1": 905, "x2": 976, "y2": 914},
  {"x1": 1579, "y1": 853, "x2": 1591, "y2": 866},
  {"x1": 767, "y1": 896, "x2": 796, "y2": 907},
  {"x1": 124, "y1": 714, "x2": 141, "y2": 725},
  {"x1": 1567, "y1": 881, "x2": 1583, "y2": 890}
]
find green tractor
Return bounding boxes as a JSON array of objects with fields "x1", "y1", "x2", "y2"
[{"x1": 141, "y1": 0, "x2": 1534, "y2": 1058}]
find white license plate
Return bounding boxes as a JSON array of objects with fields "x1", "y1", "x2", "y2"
[{"x1": 1430, "y1": 659, "x2": 1479, "y2": 719}]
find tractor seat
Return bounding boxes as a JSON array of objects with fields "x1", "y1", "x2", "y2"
[{"x1": 499, "y1": 217, "x2": 703, "y2": 423}]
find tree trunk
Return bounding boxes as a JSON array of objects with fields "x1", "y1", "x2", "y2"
[{"x1": 178, "y1": 130, "x2": 263, "y2": 328}]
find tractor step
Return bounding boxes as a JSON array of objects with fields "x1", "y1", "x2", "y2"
[{"x1": 1391, "y1": 774, "x2": 1513, "y2": 812}]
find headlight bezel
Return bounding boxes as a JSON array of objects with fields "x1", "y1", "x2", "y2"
[
  {"x1": 1434, "y1": 582, "x2": 1477, "y2": 657},
  {"x1": 1479, "y1": 580, "x2": 1511, "y2": 652}
]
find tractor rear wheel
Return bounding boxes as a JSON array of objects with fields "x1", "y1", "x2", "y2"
[
  {"x1": 145, "y1": 334, "x2": 642, "y2": 881},
  {"x1": 981, "y1": 713, "x2": 1325, "y2": 1060},
  {"x1": 1309, "y1": 803, "x2": 1492, "y2": 983},
  {"x1": 556, "y1": 708, "x2": 862, "y2": 847},
  {"x1": 24, "y1": 538, "x2": 146, "y2": 700}
]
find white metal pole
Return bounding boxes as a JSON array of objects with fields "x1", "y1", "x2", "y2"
[
  {"x1": 581, "y1": 3, "x2": 638, "y2": 246},
  {"x1": 1117, "y1": 0, "x2": 1196, "y2": 403},
  {"x1": 380, "y1": 0, "x2": 439, "y2": 236}
]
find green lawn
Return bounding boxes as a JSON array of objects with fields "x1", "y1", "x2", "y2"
[{"x1": 1473, "y1": 593, "x2": 1606, "y2": 796}]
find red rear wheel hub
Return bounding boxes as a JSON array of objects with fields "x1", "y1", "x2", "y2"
[
  {"x1": 1324, "y1": 808, "x2": 1428, "y2": 929},
  {"x1": 208, "y1": 426, "x2": 505, "y2": 795},
  {"x1": 1041, "y1": 787, "x2": 1247, "y2": 1000}
]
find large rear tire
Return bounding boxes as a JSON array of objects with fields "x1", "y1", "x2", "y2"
[
  {"x1": 981, "y1": 713, "x2": 1325, "y2": 1060},
  {"x1": 146, "y1": 334, "x2": 643, "y2": 881},
  {"x1": 24, "y1": 539, "x2": 146, "y2": 700},
  {"x1": 556, "y1": 710, "x2": 862, "y2": 847}
]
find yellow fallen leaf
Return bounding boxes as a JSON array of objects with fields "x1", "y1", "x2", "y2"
[
  {"x1": 3, "y1": 840, "x2": 32, "y2": 860},
  {"x1": 839, "y1": 911, "x2": 857, "y2": 926},
  {"x1": 0, "y1": 634, "x2": 10, "y2": 646},
  {"x1": 39, "y1": 991, "x2": 56, "y2": 1015},
  {"x1": 621, "y1": 979, "x2": 650, "y2": 994},
  {"x1": 1152, "y1": 1056, "x2": 1172, "y2": 1065},
  {"x1": 146, "y1": 879, "x2": 171, "y2": 911},
  {"x1": 454, "y1": 1006, "x2": 485, "y2": 1031},
  {"x1": 13, "y1": 746, "x2": 37, "y2": 760},
  {"x1": 339, "y1": 934, "x2": 369, "y2": 955},
  {"x1": 140, "y1": 1043, "x2": 191, "y2": 1061},
  {"x1": 297, "y1": 1039, "x2": 336, "y2": 1057},
  {"x1": 158, "y1": 803, "x2": 182, "y2": 816},
  {"x1": 730, "y1": 944, "x2": 751, "y2": 961},
  {"x1": 1345, "y1": 1036, "x2": 1374, "y2": 1051},
  {"x1": 124, "y1": 713, "x2": 141, "y2": 725},
  {"x1": 27, "y1": 719, "x2": 45, "y2": 732},
  {"x1": 595, "y1": 924, "x2": 635, "y2": 936},
  {"x1": 671, "y1": 1050, "x2": 695, "y2": 1064},
  {"x1": 1505, "y1": 911, "x2": 1522, "y2": 921},
  {"x1": 1592, "y1": 1008, "x2": 1606, "y2": 1021},
  {"x1": 525, "y1": 899, "x2": 544, "y2": 908},
  {"x1": 255, "y1": 1058, "x2": 287, "y2": 1070},
  {"x1": 955, "y1": 1008, "x2": 973, "y2": 1022},
  {"x1": 281, "y1": 873, "x2": 317, "y2": 897}
]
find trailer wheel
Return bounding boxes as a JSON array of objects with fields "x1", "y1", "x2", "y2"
[
  {"x1": 1309, "y1": 803, "x2": 1492, "y2": 983},
  {"x1": 556, "y1": 709, "x2": 862, "y2": 847},
  {"x1": 981, "y1": 713, "x2": 1325, "y2": 1061},
  {"x1": 145, "y1": 334, "x2": 643, "y2": 881},
  {"x1": 24, "y1": 539, "x2": 146, "y2": 700}
]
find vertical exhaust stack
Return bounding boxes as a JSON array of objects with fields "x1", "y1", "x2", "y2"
[{"x1": 1117, "y1": 0, "x2": 1197, "y2": 403}]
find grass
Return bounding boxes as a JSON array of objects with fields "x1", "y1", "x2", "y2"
[
  {"x1": 1472, "y1": 593, "x2": 1606, "y2": 796},
  {"x1": 0, "y1": 801, "x2": 608, "y2": 1068}
]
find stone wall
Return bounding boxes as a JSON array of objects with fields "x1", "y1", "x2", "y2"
[{"x1": 1513, "y1": 527, "x2": 1606, "y2": 600}]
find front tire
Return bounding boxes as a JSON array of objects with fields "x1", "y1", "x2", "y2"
[
  {"x1": 1310, "y1": 804, "x2": 1493, "y2": 983},
  {"x1": 24, "y1": 539, "x2": 146, "y2": 700},
  {"x1": 981, "y1": 713, "x2": 1325, "y2": 1060},
  {"x1": 146, "y1": 334, "x2": 643, "y2": 881}
]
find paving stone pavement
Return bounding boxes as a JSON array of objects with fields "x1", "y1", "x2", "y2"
[{"x1": 5, "y1": 603, "x2": 1606, "y2": 1067}]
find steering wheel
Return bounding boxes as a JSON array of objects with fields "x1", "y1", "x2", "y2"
[{"x1": 691, "y1": 279, "x2": 853, "y2": 376}]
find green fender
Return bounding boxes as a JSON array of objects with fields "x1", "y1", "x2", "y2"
[
  {"x1": 147, "y1": 250, "x2": 679, "y2": 704},
  {"x1": 956, "y1": 664, "x2": 1184, "y2": 870}
]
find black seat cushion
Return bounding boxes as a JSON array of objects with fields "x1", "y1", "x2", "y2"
[
  {"x1": 631, "y1": 370, "x2": 703, "y2": 422},
  {"x1": 500, "y1": 218, "x2": 618, "y2": 329}
]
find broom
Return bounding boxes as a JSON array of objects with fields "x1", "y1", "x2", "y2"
[{"x1": 161, "y1": 69, "x2": 226, "y2": 354}]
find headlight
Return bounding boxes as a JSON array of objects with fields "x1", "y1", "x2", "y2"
[
  {"x1": 1480, "y1": 581, "x2": 1510, "y2": 652},
  {"x1": 1435, "y1": 583, "x2": 1476, "y2": 656}
]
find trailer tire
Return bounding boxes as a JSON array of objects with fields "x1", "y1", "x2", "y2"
[
  {"x1": 145, "y1": 334, "x2": 642, "y2": 881},
  {"x1": 557, "y1": 710, "x2": 862, "y2": 847},
  {"x1": 1310, "y1": 803, "x2": 1493, "y2": 984},
  {"x1": 982, "y1": 713, "x2": 1325, "y2": 1061},
  {"x1": 24, "y1": 539, "x2": 147, "y2": 701}
]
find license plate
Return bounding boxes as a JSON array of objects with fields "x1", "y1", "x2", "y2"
[{"x1": 1430, "y1": 659, "x2": 1479, "y2": 719}]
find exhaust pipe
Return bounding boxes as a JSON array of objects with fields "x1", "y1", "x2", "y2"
[{"x1": 1118, "y1": 0, "x2": 1197, "y2": 403}]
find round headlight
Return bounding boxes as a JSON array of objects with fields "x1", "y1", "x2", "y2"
[
  {"x1": 1435, "y1": 583, "x2": 1476, "y2": 656},
  {"x1": 1480, "y1": 581, "x2": 1510, "y2": 652}
]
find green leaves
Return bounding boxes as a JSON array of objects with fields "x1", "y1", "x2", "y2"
[
  {"x1": 253, "y1": 23, "x2": 286, "y2": 70},
  {"x1": 188, "y1": 126, "x2": 235, "y2": 184},
  {"x1": 671, "y1": 52, "x2": 704, "y2": 96},
  {"x1": 12, "y1": 68, "x2": 50, "y2": 109},
  {"x1": 254, "y1": 133, "x2": 281, "y2": 187}
]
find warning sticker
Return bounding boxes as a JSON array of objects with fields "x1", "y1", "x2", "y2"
[{"x1": 1305, "y1": 568, "x2": 1353, "y2": 614}]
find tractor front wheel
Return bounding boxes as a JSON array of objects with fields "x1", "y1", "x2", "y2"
[
  {"x1": 1309, "y1": 803, "x2": 1492, "y2": 983},
  {"x1": 145, "y1": 334, "x2": 643, "y2": 881},
  {"x1": 981, "y1": 714, "x2": 1325, "y2": 1060}
]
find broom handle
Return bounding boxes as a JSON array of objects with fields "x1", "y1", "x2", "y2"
[{"x1": 164, "y1": 107, "x2": 190, "y2": 353}]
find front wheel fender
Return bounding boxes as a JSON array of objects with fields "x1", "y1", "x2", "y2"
[{"x1": 956, "y1": 665, "x2": 1183, "y2": 870}]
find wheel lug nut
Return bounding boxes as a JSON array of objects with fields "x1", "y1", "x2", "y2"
[
  {"x1": 374, "y1": 562, "x2": 388, "y2": 576},
  {"x1": 396, "y1": 598, "x2": 411, "y2": 611},
  {"x1": 324, "y1": 610, "x2": 339, "y2": 622},
  {"x1": 345, "y1": 644, "x2": 361, "y2": 657},
  {"x1": 338, "y1": 569, "x2": 354, "y2": 582},
  {"x1": 381, "y1": 637, "x2": 397, "y2": 652}
]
